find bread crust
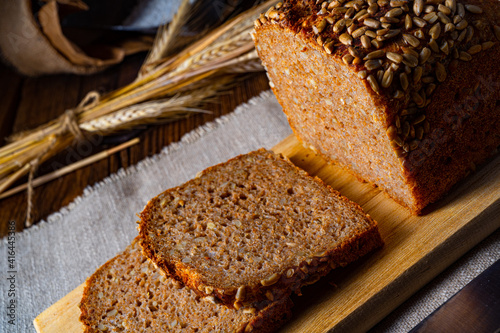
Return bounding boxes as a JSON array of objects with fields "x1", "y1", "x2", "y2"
[
  {"x1": 79, "y1": 238, "x2": 293, "y2": 333},
  {"x1": 138, "y1": 149, "x2": 383, "y2": 309},
  {"x1": 253, "y1": 0, "x2": 500, "y2": 214}
]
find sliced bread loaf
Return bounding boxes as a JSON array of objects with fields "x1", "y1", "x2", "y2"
[
  {"x1": 79, "y1": 239, "x2": 292, "y2": 332},
  {"x1": 138, "y1": 148, "x2": 383, "y2": 309}
]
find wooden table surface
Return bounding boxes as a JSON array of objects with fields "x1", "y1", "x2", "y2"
[{"x1": 0, "y1": 54, "x2": 270, "y2": 237}]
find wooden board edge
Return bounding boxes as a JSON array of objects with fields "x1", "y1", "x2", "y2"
[
  {"x1": 34, "y1": 283, "x2": 85, "y2": 333},
  {"x1": 335, "y1": 201, "x2": 500, "y2": 333}
]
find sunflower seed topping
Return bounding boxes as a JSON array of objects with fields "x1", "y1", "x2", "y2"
[
  {"x1": 458, "y1": 50, "x2": 472, "y2": 61},
  {"x1": 403, "y1": 33, "x2": 420, "y2": 47},
  {"x1": 400, "y1": 72, "x2": 409, "y2": 90},
  {"x1": 414, "y1": 0, "x2": 424, "y2": 16},
  {"x1": 465, "y1": 4, "x2": 482, "y2": 14},
  {"x1": 343, "y1": 54, "x2": 355, "y2": 64},
  {"x1": 381, "y1": 68, "x2": 394, "y2": 88},
  {"x1": 339, "y1": 33, "x2": 354, "y2": 45},
  {"x1": 435, "y1": 62, "x2": 447, "y2": 82},
  {"x1": 386, "y1": 51, "x2": 403, "y2": 63},
  {"x1": 467, "y1": 44, "x2": 481, "y2": 55},
  {"x1": 365, "y1": 49, "x2": 386, "y2": 59},
  {"x1": 365, "y1": 59, "x2": 383, "y2": 70},
  {"x1": 364, "y1": 18, "x2": 381, "y2": 29},
  {"x1": 367, "y1": 74, "x2": 381, "y2": 93},
  {"x1": 333, "y1": 19, "x2": 346, "y2": 33},
  {"x1": 413, "y1": 17, "x2": 427, "y2": 27},
  {"x1": 361, "y1": 35, "x2": 372, "y2": 48}
]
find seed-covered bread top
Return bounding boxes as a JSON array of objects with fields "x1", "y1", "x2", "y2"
[
  {"x1": 253, "y1": 0, "x2": 499, "y2": 158},
  {"x1": 79, "y1": 239, "x2": 292, "y2": 333},
  {"x1": 138, "y1": 149, "x2": 383, "y2": 308}
]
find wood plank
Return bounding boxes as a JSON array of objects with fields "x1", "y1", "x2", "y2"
[{"x1": 34, "y1": 134, "x2": 500, "y2": 333}]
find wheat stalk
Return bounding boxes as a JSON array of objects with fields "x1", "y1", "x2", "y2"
[
  {"x1": 0, "y1": 0, "x2": 279, "y2": 223},
  {"x1": 140, "y1": 0, "x2": 193, "y2": 75}
]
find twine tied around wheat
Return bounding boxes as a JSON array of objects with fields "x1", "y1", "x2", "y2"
[{"x1": 25, "y1": 91, "x2": 100, "y2": 226}]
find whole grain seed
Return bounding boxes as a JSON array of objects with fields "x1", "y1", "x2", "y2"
[
  {"x1": 334, "y1": 19, "x2": 346, "y2": 32},
  {"x1": 452, "y1": 47, "x2": 459, "y2": 58},
  {"x1": 411, "y1": 91, "x2": 424, "y2": 106},
  {"x1": 424, "y1": 5, "x2": 435, "y2": 14},
  {"x1": 413, "y1": 66, "x2": 423, "y2": 84},
  {"x1": 364, "y1": 18, "x2": 381, "y2": 29},
  {"x1": 400, "y1": 72, "x2": 409, "y2": 90},
  {"x1": 361, "y1": 35, "x2": 372, "y2": 48},
  {"x1": 440, "y1": 40, "x2": 450, "y2": 55},
  {"x1": 414, "y1": 0, "x2": 424, "y2": 16},
  {"x1": 429, "y1": 22, "x2": 441, "y2": 39},
  {"x1": 482, "y1": 41, "x2": 495, "y2": 50},
  {"x1": 437, "y1": 12, "x2": 451, "y2": 24},
  {"x1": 365, "y1": 30, "x2": 377, "y2": 38},
  {"x1": 347, "y1": 23, "x2": 357, "y2": 35},
  {"x1": 353, "y1": 56, "x2": 363, "y2": 65},
  {"x1": 414, "y1": 29, "x2": 425, "y2": 39},
  {"x1": 378, "y1": 0, "x2": 389, "y2": 6},
  {"x1": 386, "y1": 125, "x2": 397, "y2": 139},
  {"x1": 465, "y1": 26, "x2": 474, "y2": 43},
  {"x1": 377, "y1": 28, "x2": 389, "y2": 36},
  {"x1": 332, "y1": 7, "x2": 349, "y2": 14},
  {"x1": 387, "y1": 51, "x2": 403, "y2": 63},
  {"x1": 413, "y1": 17, "x2": 427, "y2": 27},
  {"x1": 357, "y1": 70, "x2": 368, "y2": 79},
  {"x1": 465, "y1": 4, "x2": 482, "y2": 14},
  {"x1": 353, "y1": 9, "x2": 368, "y2": 21},
  {"x1": 377, "y1": 69, "x2": 384, "y2": 82},
  {"x1": 371, "y1": 39, "x2": 383, "y2": 48},
  {"x1": 390, "y1": 0, "x2": 406, "y2": 7},
  {"x1": 235, "y1": 286, "x2": 246, "y2": 301},
  {"x1": 386, "y1": 8, "x2": 403, "y2": 17},
  {"x1": 457, "y1": 3, "x2": 465, "y2": 17},
  {"x1": 313, "y1": 19, "x2": 327, "y2": 34},
  {"x1": 413, "y1": 114, "x2": 426, "y2": 125},
  {"x1": 381, "y1": 68, "x2": 394, "y2": 88},
  {"x1": 367, "y1": 3, "x2": 379, "y2": 14},
  {"x1": 365, "y1": 49, "x2": 386, "y2": 59},
  {"x1": 365, "y1": 59, "x2": 383, "y2": 70},
  {"x1": 495, "y1": 26, "x2": 500, "y2": 41},
  {"x1": 416, "y1": 126, "x2": 424, "y2": 140},
  {"x1": 451, "y1": 30, "x2": 459, "y2": 40},
  {"x1": 260, "y1": 273, "x2": 280, "y2": 286},
  {"x1": 286, "y1": 269, "x2": 294, "y2": 278},
  {"x1": 428, "y1": 39, "x2": 440, "y2": 52},
  {"x1": 403, "y1": 34, "x2": 420, "y2": 47},
  {"x1": 409, "y1": 140, "x2": 420, "y2": 150},
  {"x1": 401, "y1": 4, "x2": 409, "y2": 11},
  {"x1": 445, "y1": 0, "x2": 456, "y2": 14},
  {"x1": 367, "y1": 74, "x2": 381, "y2": 93},
  {"x1": 326, "y1": 16, "x2": 336, "y2": 24},
  {"x1": 384, "y1": 29, "x2": 401, "y2": 39},
  {"x1": 457, "y1": 28, "x2": 467, "y2": 42},
  {"x1": 393, "y1": 135, "x2": 404, "y2": 147},
  {"x1": 380, "y1": 17, "x2": 400, "y2": 24},
  {"x1": 381, "y1": 22, "x2": 392, "y2": 29},
  {"x1": 444, "y1": 22, "x2": 455, "y2": 33},
  {"x1": 405, "y1": 14, "x2": 412, "y2": 30},
  {"x1": 390, "y1": 63, "x2": 400, "y2": 71},
  {"x1": 395, "y1": 115, "x2": 401, "y2": 128},
  {"x1": 324, "y1": 41, "x2": 335, "y2": 54},
  {"x1": 453, "y1": 15, "x2": 462, "y2": 24},
  {"x1": 339, "y1": 33, "x2": 353, "y2": 45},
  {"x1": 402, "y1": 53, "x2": 418, "y2": 67},
  {"x1": 348, "y1": 46, "x2": 360, "y2": 57},
  {"x1": 435, "y1": 62, "x2": 447, "y2": 82},
  {"x1": 423, "y1": 12, "x2": 439, "y2": 24},
  {"x1": 343, "y1": 54, "x2": 355, "y2": 64},
  {"x1": 467, "y1": 44, "x2": 482, "y2": 55},
  {"x1": 352, "y1": 26, "x2": 369, "y2": 38},
  {"x1": 438, "y1": 4, "x2": 451, "y2": 15},
  {"x1": 345, "y1": 7, "x2": 356, "y2": 19},
  {"x1": 455, "y1": 19, "x2": 467, "y2": 30},
  {"x1": 402, "y1": 121, "x2": 410, "y2": 138},
  {"x1": 394, "y1": 90, "x2": 405, "y2": 98},
  {"x1": 421, "y1": 76, "x2": 435, "y2": 83}
]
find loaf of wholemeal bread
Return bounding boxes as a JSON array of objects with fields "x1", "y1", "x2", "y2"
[
  {"x1": 252, "y1": 0, "x2": 500, "y2": 214},
  {"x1": 79, "y1": 239, "x2": 293, "y2": 332},
  {"x1": 138, "y1": 148, "x2": 383, "y2": 309}
]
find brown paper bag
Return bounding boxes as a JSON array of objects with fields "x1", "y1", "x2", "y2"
[{"x1": 0, "y1": 0, "x2": 152, "y2": 76}]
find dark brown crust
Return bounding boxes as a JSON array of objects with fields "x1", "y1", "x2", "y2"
[
  {"x1": 138, "y1": 149, "x2": 383, "y2": 308},
  {"x1": 79, "y1": 238, "x2": 293, "y2": 333},
  {"x1": 254, "y1": 0, "x2": 500, "y2": 214}
]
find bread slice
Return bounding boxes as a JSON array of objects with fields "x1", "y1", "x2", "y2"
[
  {"x1": 252, "y1": 0, "x2": 500, "y2": 214},
  {"x1": 79, "y1": 239, "x2": 292, "y2": 333},
  {"x1": 138, "y1": 148, "x2": 383, "y2": 309}
]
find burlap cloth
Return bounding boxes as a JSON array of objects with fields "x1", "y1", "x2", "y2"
[{"x1": 0, "y1": 91, "x2": 498, "y2": 332}]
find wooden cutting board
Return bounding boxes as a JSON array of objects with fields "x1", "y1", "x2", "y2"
[{"x1": 34, "y1": 134, "x2": 500, "y2": 333}]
